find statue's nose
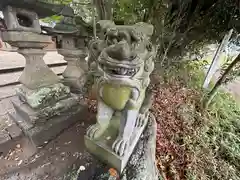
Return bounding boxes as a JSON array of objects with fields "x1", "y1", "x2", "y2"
[{"x1": 106, "y1": 40, "x2": 134, "y2": 61}]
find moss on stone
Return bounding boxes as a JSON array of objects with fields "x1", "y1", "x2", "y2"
[{"x1": 18, "y1": 83, "x2": 71, "y2": 109}]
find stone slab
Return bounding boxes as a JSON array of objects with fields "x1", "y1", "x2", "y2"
[
  {"x1": 2, "y1": 31, "x2": 51, "y2": 43},
  {"x1": 0, "y1": 96, "x2": 23, "y2": 145},
  {"x1": 84, "y1": 115, "x2": 148, "y2": 173},
  {"x1": 8, "y1": 110, "x2": 34, "y2": 131},
  {"x1": 2, "y1": 31, "x2": 51, "y2": 48},
  {"x1": 26, "y1": 104, "x2": 88, "y2": 147},
  {"x1": 58, "y1": 49, "x2": 87, "y2": 58},
  {"x1": 9, "y1": 101, "x2": 88, "y2": 147},
  {"x1": 10, "y1": 94, "x2": 81, "y2": 127}
]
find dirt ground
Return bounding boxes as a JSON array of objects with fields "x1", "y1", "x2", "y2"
[{"x1": 0, "y1": 111, "x2": 96, "y2": 180}]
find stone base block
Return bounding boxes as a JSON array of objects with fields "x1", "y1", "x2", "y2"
[
  {"x1": 27, "y1": 105, "x2": 87, "y2": 147},
  {"x1": 16, "y1": 83, "x2": 71, "y2": 109},
  {"x1": 10, "y1": 94, "x2": 80, "y2": 127},
  {"x1": 9, "y1": 102, "x2": 87, "y2": 147},
  {"x1": 84, "y1": 116, "x2": 148, "y2": 173}
]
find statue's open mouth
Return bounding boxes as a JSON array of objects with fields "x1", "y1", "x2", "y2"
[{"x1": 100, "y1": 63, "x2": 139, "y2": 77}]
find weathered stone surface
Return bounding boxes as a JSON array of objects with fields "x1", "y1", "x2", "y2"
[
  {"x1": 26, "y1": 103, "x2": 87, "y2": 147},
  {"x1": 8, "y1": 109, "x2": 34, "y2": 131},
  {"x1": 3, "y1": 6, "x2": 41, "y2": 33},
  {"x1": 9, "y1": 94, "x2": 81, "y2": 127},
  {"x1": 2, "y1": 31, "x2": 51, "y2": 48},
  {"x1": 0, "y1": 112, "x2": 22, "y2": 143},
  {"x1": 58, "y1": 49, "x2": 87, "y2": 78},
  {"x1": 9, "y1": 101, "x2": 87, "y2": 147},
  {"x1": 16, "y1": 83, "x2": 70, "y2": 109},
  {"x1": 97, "y1": 20, "x2": 154, "y2": 38},
  {"x1": 2, "y1": 31, "x2": 59, "y2": 90},
  {"x1": 58, "y1": 38, "x2": 88, "y2": 92},
  {"x1": 120, "y1": 113, "x2": 159, "y2": 180},
  {"x1": 17, "y1": 48, "x2": 60, "y2": 89},
  {"x1": 85, "y1": 114, "x2": 148, "y2": 172}
]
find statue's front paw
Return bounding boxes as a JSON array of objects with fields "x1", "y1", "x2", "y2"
[
  {"x1": 112, "y1": 137, "x2": 129, "y2": 156},
  {"x1": 86, "y1": 124, "x2": 102, "y2": 139},
  {"x1": 135, "y1": 111, "x2": 149, "y2": 127}
]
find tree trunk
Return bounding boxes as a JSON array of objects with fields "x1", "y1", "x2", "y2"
[
  {"x1": 143, "y1": 0, "x2": 155, "y2": 22},
  {"x1": 94, "y1": 0, "x2": 114, "y2": 20},
  {"x1": 203, "y1": 54, "x2": 240, "y2": 109}
]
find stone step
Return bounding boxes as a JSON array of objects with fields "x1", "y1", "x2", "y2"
[
  {"x1": 0, "y1": 65, "x2": 66, "y2": 86},
  {"x1": 0, "y1": 96, "x2": 25, "y2": 157},
  {"x1": 0, "y1": 51, "x2": 65, "y2": 70},
  {"x1": 0, "y1": 96, "x2": 23, "y2": 148}
]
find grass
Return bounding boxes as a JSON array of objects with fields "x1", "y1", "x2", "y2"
[{"x1": 152, "y1": 61, "x2": 240, "y2": 180}]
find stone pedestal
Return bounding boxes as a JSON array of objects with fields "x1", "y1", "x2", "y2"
[
  {"x1": 84, "y1": 113, "x2": 149, "y2": 173},
  {"x1": 2, "y1": 31, "x2": 87, "y2": 148},
  {"x1": 18, "y1": 48, "x2": 60, "y2": 89},
  {"x1": 58, "y1": 48, "x2": 88, "y2": 91},
  {"x1": 57, "y1": 36, "x2": 88, "y2": 92}
]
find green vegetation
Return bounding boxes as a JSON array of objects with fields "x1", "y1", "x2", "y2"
[{"x1": 152, "y1": 61, "x2": 240, "y2": 179}]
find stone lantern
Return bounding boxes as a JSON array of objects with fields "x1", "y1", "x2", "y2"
[{"x1": 0, "y1": 1, "x2": 87, "y2": 147}]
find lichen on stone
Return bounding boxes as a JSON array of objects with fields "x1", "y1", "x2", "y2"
[
  {"x1": 20, "y1": 83, "x2": 71, "y2": 109},
  {"x1": 35, "y1": 96, "x2": 80, "y2": 122}
]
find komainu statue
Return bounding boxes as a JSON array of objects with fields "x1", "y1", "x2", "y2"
[{"x1": 85, "y1": 21, "x2": 156, "y2": 173}]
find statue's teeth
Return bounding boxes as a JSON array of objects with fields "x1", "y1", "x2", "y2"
[
  {"x1": 117, "y1": 68, "x2": 121, "y2": 73},
  {"x1": 120, "y1": 68, "x2": 126, "y2": 75}
]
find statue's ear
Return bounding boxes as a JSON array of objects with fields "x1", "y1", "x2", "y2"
[{"x1": 144, "y1": 55, "x2": 155, "y2": 72}]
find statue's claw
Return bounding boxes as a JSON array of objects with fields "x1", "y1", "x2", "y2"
[
  {"x1": 135, "y1": 111, "x2": 149, "y2": 127},
  {"x1": 86, "y1": 124, "x2": 102, "y2": 139},
  {"x1": 112, "y1": 137, "x2": 129, "y2": 156}
]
